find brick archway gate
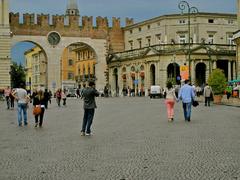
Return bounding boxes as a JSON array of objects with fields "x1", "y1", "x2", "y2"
[{"x1": 11, "y1": 35, "x2": 106, "y2": 91}]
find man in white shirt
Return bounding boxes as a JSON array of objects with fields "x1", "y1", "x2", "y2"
[{"x1": 12, "y1": 83, "x2": 30, "y2": 126}]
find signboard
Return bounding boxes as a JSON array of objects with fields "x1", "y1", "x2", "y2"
[
  {"x1": 134, "y1": 79, "x2": 139, "y2": 85},
  {"x1": 180, "y1": 65, "x2": 189, "y2": 80},
  {"x1": 52, "y1": 81, "x2": 56, "y2": 89}
]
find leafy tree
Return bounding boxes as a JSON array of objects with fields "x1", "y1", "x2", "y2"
[
  {"x1": 208, "y1": 68, "x2": 226, "y2": 95},
  {"x1": 10, "y1": 62, "x2": 26, "y2": 88}
]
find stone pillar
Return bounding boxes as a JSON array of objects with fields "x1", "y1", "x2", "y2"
[
  {"x1": 44, "y1": 47, "x2": 62, "y2": 92},
  {"x1": 144, "y1": 63, "x2": 150, "y2": 96},
  {"x1": 233, "y1": 61, "x2": 236, "y2": 79},
  {"x1": 109, "y1": 68, "x2": 116, "y2": 96},
  {"x1": 0, "y1": 0, "x2": 11, "y2": 88},
  {"x1": 193, "y1": 33, "x2": 197, "y2": 43},
  {"x1": 228, "y1": 61, "x2": 231, "y2": 81},
  {"x1": 118, "y1": 67, "x2": 123, "y2": 96},
  {"x1": 191, "y1": 60, "x2": 195, "y2": 84},
  {"x1": 213, "y1": 60, "x2": 217, "y2": 69}
]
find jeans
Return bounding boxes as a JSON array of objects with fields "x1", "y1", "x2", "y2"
[
  {"x1": 81, "y1": 109, "x2": 95, "y2": 134},
  {"x1": 17, "y1": 103, "x2": 28, "y2": 125},
  {"x1": 35, "y1": 108, "x2": 45, "y2": 126},
  {"x1": 182, "y1": 102, "x2": 192, "y2": 121},
  {"x1": 5, "y1": 96, "x2": 10, "y2": 109},
  {"x1": 205, "y1": 97, "x2": 211, "y2": 106}
]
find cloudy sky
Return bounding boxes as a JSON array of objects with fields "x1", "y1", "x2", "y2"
[
  {"x1": 9, "y1": 0, "x2": 237, "y2": 23},
  {"x1": 9, "y1": 0, "x2": 237, "y2": 65}
]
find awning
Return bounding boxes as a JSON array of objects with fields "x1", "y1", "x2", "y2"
[{"x1": 228, "y1": 79, "x2": 240, "y2": 83}]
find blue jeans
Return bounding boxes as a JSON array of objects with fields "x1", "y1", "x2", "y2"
[
  {"x1": 17, "y1": 103, "x2": 28, "y2": 125},
  {"x1": 81, "y1": 109, "x2": 95, "y2": 134},
  {"x1": 5, "y1": 96, "x2": 10, "y2": 109},
  {"x1": 182, "y1": 102, "x2": 192, "y2": 121}
]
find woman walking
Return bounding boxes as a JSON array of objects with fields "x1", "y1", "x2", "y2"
[
  {"x1": 164, "y1": 81, "x2": 177, "y2": 122},
  {"x1": 33, "y1": 90, "x2": 46, "y2": 127},
  {"x1": 62, "y1": 89, "x2": 67, "y2": 106},
  {"x1": 56, "y1": 88, "x2": 62, "y2": 107}
]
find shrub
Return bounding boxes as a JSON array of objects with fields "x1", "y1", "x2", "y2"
[{"x1": 208, "y1": 69, "x2": 227, "y2": 95}]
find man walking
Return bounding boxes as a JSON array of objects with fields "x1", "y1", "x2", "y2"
[
  {"x1": 178, "y1": 80, "x2": 196, "y2": 122},
  {"x1": 203, "y1": 83, "x2": 213, "y2": 106},
  {"x1": 12, "y1": 83, "x2": 30, "y2": 126},
  {"x1": 81, "y1": 81, "x2": 99, "y2": 136}
]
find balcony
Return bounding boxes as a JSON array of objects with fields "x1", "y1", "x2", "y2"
[
  {"x1": 107, "y1": 43, "x2": 236, "y2": 62},
  {"x1": 75, "y1": 74, "x2": 96, "y2": 82}
]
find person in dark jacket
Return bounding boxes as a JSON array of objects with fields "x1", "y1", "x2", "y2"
[
  {"x1": 81, "y1": 81, "x2": 99, "y2": 136},
  {"x1": 44, "y1": 89, "x2": 50, "y2": 109},
  {"x1": 33, "y1": 90, "x2": 46, "y2": 127}
]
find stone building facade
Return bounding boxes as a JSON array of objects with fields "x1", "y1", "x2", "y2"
[
  {"x1": 108, "y1": 12, "x2": 238, "y2": 96},
  {"x1": 234, "y1": 0, "x2": 240, "y2": 79},
  {"x1": 0, "y1": 0, "x2": 11, "y2": 89},
  {"x1": 7, "y1": 0, "x2": 133, "y2": 91},
  {"x1": 24, "y1": 46, "x2": 47, "y2": 91}
]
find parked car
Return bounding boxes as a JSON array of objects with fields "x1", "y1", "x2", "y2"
[
  {"x1": 149, "y1": 85, "x2": 162, "y2": 98},
  {"x1": 66, "y1": 88, "x2": 77, "y2": 97}
]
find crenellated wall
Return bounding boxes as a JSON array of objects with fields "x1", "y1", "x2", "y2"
[{"x1": 9, "y1": 12, "x2": 133, "y2": 53}]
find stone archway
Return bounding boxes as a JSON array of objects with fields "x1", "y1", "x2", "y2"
[
  {"x1": 167, "y1": 63, "x2": 180, "y2": 84},
  {"x1": 11, "y1": 35, "x2": 107, "y2": 91},
  {"x1": 60, "y1": 42, "x2": 98, "y2": 91},
  {"x1": 150, "y1": 64, "x2": 156, "y2": 85},
  {"x1": 195, "y1": 63, "x2": 206, "y2": 86},
  {"x1": 11, "y1": 41, "x2": 48, "y2": 90}
]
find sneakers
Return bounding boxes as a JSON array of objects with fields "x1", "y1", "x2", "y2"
[
  {"x1": 34, "y1": 123, "x2": 38, "y2": 127},
  {"x1": 80, "y1": 132, "x2": 85, "y2": 136},
  {"x1": 81, "y1": 132, "x2": 92, "y2": 136},
  {"x1": 168, "y1": 118, "x2": 174, "y2": 122}
]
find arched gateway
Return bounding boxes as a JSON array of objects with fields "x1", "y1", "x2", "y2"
[
  {"x1": 0, "y1": 0, "x2": 129, "y2": 91},
  {"x1": 11, "y1": 36, "x2": 106, "y2": 90}
]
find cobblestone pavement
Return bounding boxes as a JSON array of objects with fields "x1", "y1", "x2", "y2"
[{"x1": 0, "y1": 97, "x2": 240, "y2": 180}]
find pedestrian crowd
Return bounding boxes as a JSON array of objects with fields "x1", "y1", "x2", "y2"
[{"x1": 1, "y1": 79, "x2": 219, "y2": 136}]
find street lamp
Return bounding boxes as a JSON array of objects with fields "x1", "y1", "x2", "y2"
[
  {"x1": 178, "y1": 1, "x2": 198, "y2": 82},
  {"x1": 172, "y1": 53, "x2": 176, "y2": 84}
]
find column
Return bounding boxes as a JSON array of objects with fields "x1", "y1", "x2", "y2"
[
  {"x1": 212, "y1": 60, "x2": 217, "y2": 69},
  {"x1": 191, "y1": 60, "x2": 195, "y2": 83},
  {"x1": 0, "y1": 0, "x2": 11, "y2": 88},
  {"x1": 228, "y1": 61, "x2": 231, "y2": 81},
  {"x1": 144, "y1": 63, "x2": 149, "y2": 96},
  {"x1": 118, "y1": 67, "x2": 123, "y2": 97},
  {"x1": 233, "y1": 61, "x2": 236, "y2": 79}
]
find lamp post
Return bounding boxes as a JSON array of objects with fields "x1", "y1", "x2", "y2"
[
  {"x1": 178, "y1": 1, "x2": 198, "y2": 82},
  {"x1": 172, "y1": 53, "x2": 176, "y2": 84}
]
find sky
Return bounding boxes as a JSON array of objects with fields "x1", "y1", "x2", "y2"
[{"x1": 9, "y1": 0, "x2": 237, "y2": 65}]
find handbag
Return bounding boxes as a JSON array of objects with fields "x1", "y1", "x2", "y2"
[
  {"x1": 192, "y1": 100, "x2": 199, "y2": 107},
  {"x1": 33, "y1": 105, "x2": 41, "y2": 115}
]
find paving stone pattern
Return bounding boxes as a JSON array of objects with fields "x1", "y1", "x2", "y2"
[{"x1": 0, "y1": 97, "x2": 240, "y2": 180}]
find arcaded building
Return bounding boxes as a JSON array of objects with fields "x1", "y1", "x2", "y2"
[
  {"x1": 108, "y1": 12, "x2": 238, "y2": 96},
  {"x1": 234, "y1": 0, "x2": 240, "y2": 79}
]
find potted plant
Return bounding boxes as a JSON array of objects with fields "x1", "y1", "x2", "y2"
[{"x1": 207, "y1": 68, "x2": 227, "y2": 104}]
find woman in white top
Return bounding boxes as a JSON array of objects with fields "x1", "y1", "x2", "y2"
[
  {"x1": 62, "y1": 89, "x2": 67, "y2": 106},
  {"x1": 165, "y1": 81, "x2": 177, "y2": 122}
]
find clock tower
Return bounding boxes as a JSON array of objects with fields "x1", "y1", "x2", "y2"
[
  {"x1": 0, "y1": 0, "x2": 11, "y2": 88},
  {"x1": 66, "y1": 0, "x2": 79, "y2": 16}
]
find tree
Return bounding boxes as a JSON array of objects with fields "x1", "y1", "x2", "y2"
[
  {"x1": 10, "y1": 62, "x2": 26, "y2": 88},
  {"x1": 208, "y1": 68, "x2": 226, "y2": 95}
]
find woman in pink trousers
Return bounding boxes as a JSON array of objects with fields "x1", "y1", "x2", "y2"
[{"x1": 164, "y1": 81, "x2": 177, "y2": 122}]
